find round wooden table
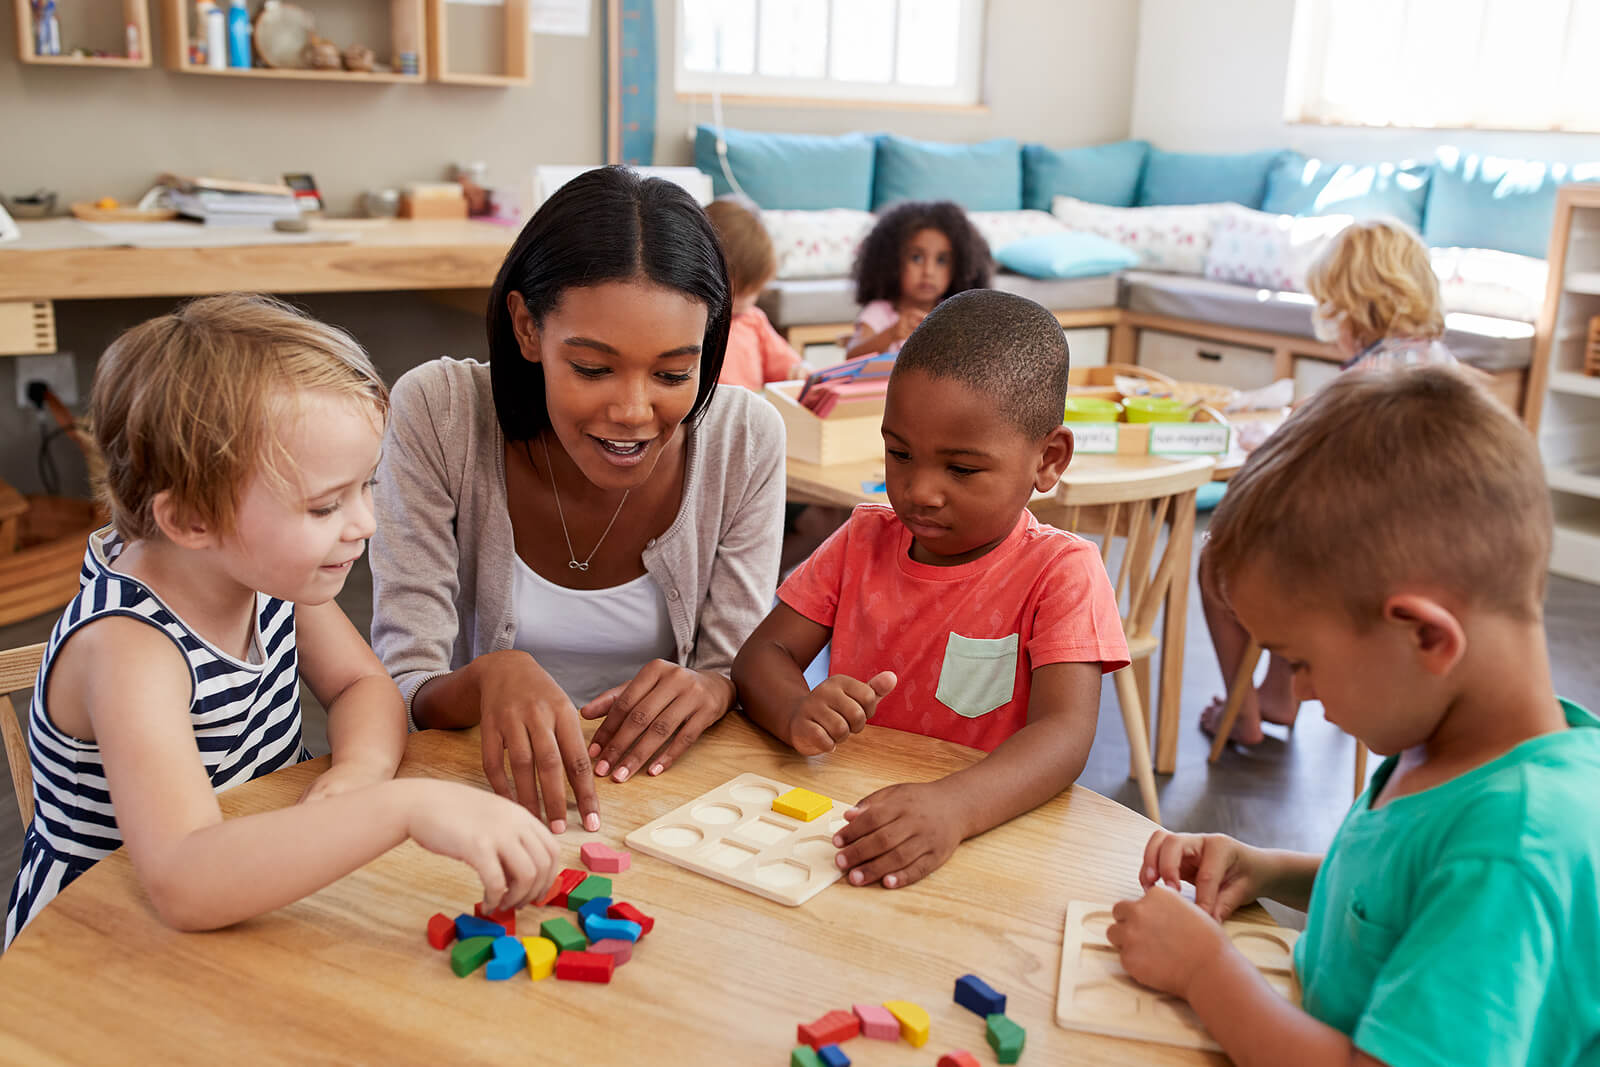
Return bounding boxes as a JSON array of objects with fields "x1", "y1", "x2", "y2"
[{"x1": 0, "y1": 715, "x2": 1252, "y2": 1064}]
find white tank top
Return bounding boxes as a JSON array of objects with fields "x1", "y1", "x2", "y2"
[{"x1": 511, "y1": 555, "x2": 677, "y2": 705}]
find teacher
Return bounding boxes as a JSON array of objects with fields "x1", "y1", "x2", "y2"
[{"x1": 370, "y1": 167, "x2": 786, "y2": 832}]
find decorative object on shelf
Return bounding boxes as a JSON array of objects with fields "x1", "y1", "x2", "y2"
[
  {"x1": 281, "y1": 173, "x2": 322, "y2": 212},
  {"x1": 361, "y1": 188, "x2": 401, "y2": 218},
  {"x1": 226, "y1": 0, "x2": 252, "y2": 68},
  {"x1": 1586, "y1": 316, "x2": 1600, "y2": 378},
  {"x1": 32, "y1": 0, "x2": 62, "y2": 56},
  {"x1": 303, "y1": 33, "x2": 339, "y2": 69},
  {"x1": 252, "y1": 0, "x2": 312, "y2": 68},
  {"x1": 70, "y1": 201, "x2": 179, "y2": 222},
  {"x1": 341, "y1": 43, "x2": 374, "y2": 71},
  {"x1": 1, "y1": 190, "x2": 57, "y2": 219}
]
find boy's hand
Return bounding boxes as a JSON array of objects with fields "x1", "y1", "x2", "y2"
[
  {"x1": 1107, "y1": 884, "x2": 1232, "y2": 999},
  {"x1": 787, "y1": 671, "x2": 896, "y2": 755},
  {"x1": 297, "y1": 758, "x2": 394, "y2": 805},
  {"x1": 1139, "y1": 830, "x2": 1269, "y2": 920},
  {"x1": 832, "y1": 780, "x2": 961, "y2": 889},
  {"x1": 405, "y1": 781, "x2": 561, "y2": 914}
]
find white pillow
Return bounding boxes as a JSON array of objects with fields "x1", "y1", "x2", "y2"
[
  {"x1": 760, "y1": 208, "x2": 876, "y2": 280},
  {"x1": 1050, "y1": 195, "x2": 1227, "y2": 275},
  {"x1": 1203, "y1": 204, "x2": 1352, "y2": 293},
  {"x1": 966, "y1": 210, "x2": 1069, "y2": 256},
  {"x1": 1429, "y1": 246, "x2": 1548, "y2": 323}
]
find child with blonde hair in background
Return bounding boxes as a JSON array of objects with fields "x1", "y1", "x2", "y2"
[{"x1": 705, "y1": 197, "x2": 808, "y2": 391}]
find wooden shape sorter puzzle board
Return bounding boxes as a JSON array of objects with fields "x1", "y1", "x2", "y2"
[
  {"x1": 1055, "y1": 900, "x2": 1302, "y2": 1052},
  {"x1": 624, "y1": 773, "x2": 845, "y2": 907}
]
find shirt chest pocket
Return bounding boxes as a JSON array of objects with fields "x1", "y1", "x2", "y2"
[{"x1": 935, "y1": 632, "x2": 1019, "y2": 719}]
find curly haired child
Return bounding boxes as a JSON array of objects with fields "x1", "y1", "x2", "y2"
[{"x1": 845, "y1": 200, "x2": 992, "y2": 359}]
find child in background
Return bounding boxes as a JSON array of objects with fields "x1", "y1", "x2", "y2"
[
  {"x1": 845, "y1": 200, "x2": 992, "y2": 359},
  {"x1": 705, "y1": 197, "x2": 807, "y2": 391},
  {"x1": 1109, "y1": 366, "x2": 1599, "y2": 1067},
  {"x1": 5, "y1": 294, "x2": 558, "y2": 948},
  {"x1": 735, "y1": 290, "x2": 1128, "y2": 890},
  {"x1": 1201, "y1": 217, "x2": 1458, "y2": 745}
]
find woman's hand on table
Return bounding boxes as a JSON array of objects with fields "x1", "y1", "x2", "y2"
[
  {"x1": 831, "y1": 779, "x2": 963, "y2": 890},
  {"x1": 786, "y1": 671, "x2": 897, "y2": 755},
  {"x1": 580, "y1": 661, "x2": 735, "y2": 782},
  {"x1": 1107, "y1": 883, "x2": 1231, "y2": 1000},
  {"x1": 472, "y1": 650, "x2": 600, "y2": 834},
  {"x1": 403, "y1": 779, "x2": 561, "y2": 913}
]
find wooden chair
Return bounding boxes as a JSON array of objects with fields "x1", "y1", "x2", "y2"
[
  {"x1": 1032, "y1": 456, "x2": 1217, "y2": 825},
  {"x1": 0, "y1": 643, "x2": 44, "y2": 827},
  {"x1": 1207, "y1": 637, "x2": 1371, "y2": 799}
]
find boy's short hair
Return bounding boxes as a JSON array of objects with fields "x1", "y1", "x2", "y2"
[
  {"x1": 90, "y1": 293, "x2": 388, "y2": 542},
  {"x1": 705, "y1": 197, "x2": 777, "y2": 296},
  {"x1": 1306, "y1": 218, "x2": 1445, "y2": 347},
  {"x1": 1207, "y1": 365, "x2": 1549, "y2": 623},
  {"x1": 893, "y1": 289, "x2": 1068, "y2": 440}
]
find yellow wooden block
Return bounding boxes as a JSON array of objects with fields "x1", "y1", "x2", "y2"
[
  {"x1": 772, "y1": 787, "x2": 831, "y2": 822},
  {"x1": 883, "y1": 999, "x2": 930, "y2": 1047},
  {"x1": 521, "y1": 935, "x2": 557, "y2": 981}
]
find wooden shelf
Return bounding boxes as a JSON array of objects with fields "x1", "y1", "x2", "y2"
[
  {"x1": 426, "y1": 0, "x2": 528, "y2": 86},
  {"x1": 1550, "y1": 370, "x2": 1600, "y2": 400},
  {"x1": 19, "y1": 51, "x2": 150, "y2": 65},
  {"x1": 170, "y1": 62, "x2": 420, "y2": 81},
  {"x1": 14, "y1": 0, "x2": 151, "y2": 65},
  {"x1": 162, "y1": 0, "x2": 426, "y2": 79},
  {"x1": 1548, "y1": 462, "x2": 1600, "y2": 502},
  {"x1": 1565, "y1": 271, "x2": 1600, "y2": 295}
]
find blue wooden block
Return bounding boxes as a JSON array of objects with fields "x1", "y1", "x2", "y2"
[
  {"x1": 817, "y1": 1044, "x2": 850, "y2": 1067},
  {"x1": 582, "y1": 915, "x2": 642, "y2": 943},
  {"x1": 484, "y1": 935, "x2": 526, "y2": 980},
  {"x1": 955, "y1": 973, "x2": 1006, "y2": 1017},
  {"x1": 455, "y1": 913, "x2": 507, "y2": 940},
  {"x1": 577, "y1": 896, "x2": 614, "y2": 926}
]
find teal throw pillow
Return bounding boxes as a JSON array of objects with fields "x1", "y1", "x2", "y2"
[{"x1": 995, "y1": 231, "x2": 1139, "y2": 279}]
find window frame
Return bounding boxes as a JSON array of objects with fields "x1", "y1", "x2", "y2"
[{"x1": 674, "y1": 0, "x2": 987, "y2": 108}]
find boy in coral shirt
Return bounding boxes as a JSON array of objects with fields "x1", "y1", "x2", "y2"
[{"x1": 734, "y1": 289, "x2": 1128, "y2": 891}]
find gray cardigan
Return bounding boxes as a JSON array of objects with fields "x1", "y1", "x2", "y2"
[{"x1": 369, "y1": 357, "x2": 786, "y2": 719}]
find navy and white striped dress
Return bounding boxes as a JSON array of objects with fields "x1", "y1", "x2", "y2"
[{"x1": 4, "y1": 527, "x2": 309, "y2": 947}]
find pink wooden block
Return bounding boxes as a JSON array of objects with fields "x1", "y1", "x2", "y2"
[
  {"x1": 580, "y1": 842, "x2": 631, "y2": 873},
  {"x1": 587, "y1": 938, "x2": 634, "y2": 966},
  {"x1": 852, "y1": 1003, "x2": 900, "y2": 1041}
]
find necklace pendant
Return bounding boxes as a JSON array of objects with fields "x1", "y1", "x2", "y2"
[{"x1": 569, "y1": 560, "x2": 588, "y2": 571}]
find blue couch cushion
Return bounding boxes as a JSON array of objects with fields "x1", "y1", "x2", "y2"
[
  {"x1": 694, "y1": 125, "x2": 877, "y2": 211},
  {"x1": 1262, "y1": 154, "x2": 1432, "y2": 228},
  {"x1": 1137, "y1": 148, "x2": 1284, "y2": 208},
  {"x1": 872, "y1": 134, "x2": 1022, "y2": 211},
  {"x1": 995, "y1": 232, "x2": 1139, "y2": 279},
  {"x1": 1021, "y1": 140, "x2": 1149, "y2": 211},
  {"x1": 1423, "y1": 149, "x2": 1600, "y2": 258}
]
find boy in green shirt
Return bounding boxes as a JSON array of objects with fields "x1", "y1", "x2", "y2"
[{"x1": 1107, "y1": 365, "x2": 1600, "y2": 1067}]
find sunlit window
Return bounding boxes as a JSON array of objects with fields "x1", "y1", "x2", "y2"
[
  {"x1": 1285, "y1": 0, "x2": 1600, "y2": 133},
  {"x1": 678, "y1": 0, "x2": 985, "y2": 106}
]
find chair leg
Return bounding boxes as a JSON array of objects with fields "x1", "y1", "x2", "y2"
[
  {"x1": 1113, "y1": 667, "x2": 1162, "y2": 825},
  {"x1": 1353, "y1": 739, "x2": 1369, "y2": 799},
  {"x1": 1208, "y1": 637, "x2": 1262, "y2": 763}
]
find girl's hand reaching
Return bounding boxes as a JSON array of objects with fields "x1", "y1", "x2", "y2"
[
  {"x1": 1138, "y1": 830, "x2": 1272, "y2": 921},
  {"x1": 404, "y1": 779, "x2": 561, "y2": 914}
]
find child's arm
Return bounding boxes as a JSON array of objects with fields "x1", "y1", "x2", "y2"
[
  {"x1": 1139, "y1": 829, "x2": 1322, "y2": 917},
  {"x1": 831, "y1": 659, "x2": 1101, "y2": 889},
  {"x1": 294, "y1": 598, "x2": 407, "y2": 803},
  {"x1": 63, "y1": 618, "x2": 559, "y2": 931},
  {"x1": 733, "y1": 602, "x2": 895, "y2": 755}
]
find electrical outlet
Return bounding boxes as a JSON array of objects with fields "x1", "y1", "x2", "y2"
[{"x1": 15, "y1": 352, "x2": 77, "y2": 409}]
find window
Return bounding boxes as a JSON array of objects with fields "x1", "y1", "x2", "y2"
[
  {"x1": 1285, "y1": 0, "x2": 1600, "y2": 133},
  {"x1": 677, "y1": 0, "x2": 985, "y2": 107}
]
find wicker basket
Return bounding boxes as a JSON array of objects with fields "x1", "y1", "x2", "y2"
[
  {"x1": 1587, "y1": 316, "x2": 1600, "y2": 377},
  {"x1": 0, "y1": 492, "x2": 104, "y2": 628}
]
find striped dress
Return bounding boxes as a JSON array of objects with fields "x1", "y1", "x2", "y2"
[{"x1": 4, "y1": 528, "x2": 308, "y2": 948}]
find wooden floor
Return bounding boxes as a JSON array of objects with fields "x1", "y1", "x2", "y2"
[{"x1": 0, "y1": 517, "x2": 1596, "y2": 921}]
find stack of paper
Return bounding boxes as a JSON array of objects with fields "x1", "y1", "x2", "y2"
[{"x1": 159, "y1": 174, "x2": 301, "y2": 227}]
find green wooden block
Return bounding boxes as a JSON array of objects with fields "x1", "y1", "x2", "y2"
[
  {"x1": 450, "y1": 935, "x2": 495, "y2": 977},
  {"x1": 566, "y1": 875, "x2": 612, "y2": 911},
  {"x1": 540, "y1": 916, "x2": 587, "y2": 953},
  {"x1": 986, "y1": 1013, "x2": 1026, "y2": 1064},
  {"x1": 789, "y1": 1047, "x2": 824, "y2": 1067}
]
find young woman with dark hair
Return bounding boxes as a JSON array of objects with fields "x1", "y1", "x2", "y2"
[{"x1": 370, "y1": 167, "x2": 786, "y2": 832}]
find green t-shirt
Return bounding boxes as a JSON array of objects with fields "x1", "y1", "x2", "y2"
[{"x1": 1295, "y1": 699, "x2": 1600, "y2": 1067}]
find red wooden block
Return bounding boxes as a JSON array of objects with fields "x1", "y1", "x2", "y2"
[
  {"x1": 541, "y1": 868, "x2": 588, "y2": 908},
  {"x1": 938, "y1": 1053, "x2": 980, "y2": 1067},
  {"x1": 798, "y1": 1010, "x2": 860, "y2": 1049},
  {"x1": 473, "y1": 902, "x2": 516, "y2": 934},
  {"x1": 580, "y1": 841, "x2": 631, "y2": 873},
  {"x1": 587, "y1": 938, "x2": 633, "y2": 966},
  {"x1": 426, "y1": 912, "x2": 457, "y2": 950},
  {"x1": 606, "y1": 901, "x2": 655, "y2": 938},
  {"x1": 554, "y1": 950, "x2": 616, "y2": 984}
]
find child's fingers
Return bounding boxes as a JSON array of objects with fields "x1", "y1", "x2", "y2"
[
  {"x1": 472, "y1": 845, "x2": 510, "y2": 912},
  {"x1": 834, "y1": 820, "x2": 915, "y2": 875},
  {"x1": 846, "y1": 837, "x2": 930, "y2": 887},
  {"x1": 497, "y1": 839, "x2": 540, "y2": 912},
  {"x1": 832, "y1": 800, "x2": 890, "y2": 845},
  {"x1": 1140, "y1": 830, "x2": 1172, "y2": 888},
  {"x1": 1155, "y1": 834, "x2": 1194, "y2": 890},
  {"x1": 881, "y1": 850, "x2": 938, "y2": 889},
  {"x1": 792, "y1": 720, "x2": 837, "y2": 755}
]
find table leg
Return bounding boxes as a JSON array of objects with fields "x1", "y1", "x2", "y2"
[{"x1": 1154, "y1": 488, "x2": 1197, "y2": 774}]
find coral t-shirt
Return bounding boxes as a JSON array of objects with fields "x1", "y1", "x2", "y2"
[
  {"x1": 778, "y1": 504, "x2": 1130, "y2": 752},
  {"x1": 720, "y1": 306, "x2": 803, "y2": 391}
]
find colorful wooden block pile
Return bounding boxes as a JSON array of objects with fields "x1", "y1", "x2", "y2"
[
  {"x1": 423, "y1": 844, "x2": 652, "y2": 986},
  {"x1": 787, "y1": 973, "x2": 1026, "y2": 1064}
]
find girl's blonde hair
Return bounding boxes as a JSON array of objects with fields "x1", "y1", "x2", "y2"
[
  {"x1": 90, "y1": 293, "x2": 388, "y2": 542},
  {"x1": 705, "y1": 197, "x2": 777, "y2": 296},
  {"x1": 1305, "y1": 217, "x2": 1444, "y2": 348}
]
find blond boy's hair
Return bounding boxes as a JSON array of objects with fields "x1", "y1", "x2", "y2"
[
  {"x1": 1207, "y1": 364, "x2": 1549, "y2": 623},
  {"x1": 705, "y1": 197, "x2": 777, "y2": 296},
  {"x1": 90, "y1": 293, "x2": 388, "y2": 542},
  {"x1": 1305, "y1": 218, "x2": 1445, "y2": 348}
]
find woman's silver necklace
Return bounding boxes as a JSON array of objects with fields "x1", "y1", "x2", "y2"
[{"x1": 533, "y1": 435, "x2": 630, "y2": 571}]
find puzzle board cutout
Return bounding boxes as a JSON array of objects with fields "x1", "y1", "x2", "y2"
[
  {"x1": 1055, "y1": 899, "x2": 1302, "y2": 1052},
  {"x1": 623, "y1": 773, "x2": 845, "y2": 907}
]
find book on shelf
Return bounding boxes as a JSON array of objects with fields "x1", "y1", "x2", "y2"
[{"x1": 158, "y1": 173, "x2": 298, "y2": 198}]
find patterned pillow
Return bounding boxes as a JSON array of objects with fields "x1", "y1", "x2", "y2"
[
  {"x1": 967, "y1": 210, "x2": 1068, "y2": 256},
  {"x1": 1429, "y1": 246, "x2": 1547, "y2": 323},
  {"x1": 761, "y1": 209, "x2": 876, "y2": 280},
  {"x1": 1051, "y1": 196, "x2": 1226, "y2": 275},
  {"x1": 1203, "y1": 204, "x2": 1351, "y2": 292}
]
